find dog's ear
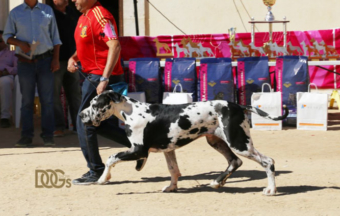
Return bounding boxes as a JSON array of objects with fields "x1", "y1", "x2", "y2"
[{"x1": 108, "y1": 91, "x2": 123, "y2": 103}]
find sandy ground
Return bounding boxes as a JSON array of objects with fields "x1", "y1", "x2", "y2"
[{"x1": 0, "y1": 110, "x2": 340, "y2": 216}]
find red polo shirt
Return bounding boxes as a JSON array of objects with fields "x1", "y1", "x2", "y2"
[{"x1": 74, "y1": 2, "x2": 123, "y2": 75}]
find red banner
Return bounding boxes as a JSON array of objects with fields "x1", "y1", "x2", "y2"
[{"x1": 119, "y1": 28, "x2": 340, "y2": 89}]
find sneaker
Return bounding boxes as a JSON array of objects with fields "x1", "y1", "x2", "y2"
[
  {"x1": 53, "y1": 130, "x2": 64, "y2": 137},
  {"x1": 72, "y1": 171, "x2": 103, "y2": 185},
  {"x1": 0, "y1": 118, "x2": 10, "y2": 128},
  {"x1": 43, "y1": 137, "x2": 55, "y2": 146},
  {"x1": 15, "y1": 137, "x2": 33, "y2": 147}
]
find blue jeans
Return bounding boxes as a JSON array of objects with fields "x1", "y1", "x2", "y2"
[
  {"x1": 77, "y1": 73, "x2": 131, "y2": 173},
  {"x1": 17, "y1": 57, "x2": 54, "y2": 138},
  {"x1": 54, "y1": 61, "x2": 81, "y2": 131}
]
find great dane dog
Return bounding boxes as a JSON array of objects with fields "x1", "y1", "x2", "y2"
[{"x1": 80, "y1": 90, "x2": 288, "y2": 195}]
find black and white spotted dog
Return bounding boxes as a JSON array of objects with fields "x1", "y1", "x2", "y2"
[{"x1": 80, "y1": 90, "x2": 288, "y2": 195}]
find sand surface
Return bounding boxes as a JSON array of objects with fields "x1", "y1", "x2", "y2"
[{"x1": 0, "y1": 110, "x2": 339, "y2": 216}]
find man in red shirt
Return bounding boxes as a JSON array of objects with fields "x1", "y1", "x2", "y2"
[{"x1": 68, "y1": 0, "x2": 130, "y2": 185}]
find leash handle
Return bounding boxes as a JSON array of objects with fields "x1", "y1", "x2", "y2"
[{"x1": 75, "y1": 64, "x2": 97, "y2": 89}]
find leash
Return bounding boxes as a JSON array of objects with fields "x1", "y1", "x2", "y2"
[{"x1": 75, "y1": 64, "x2": 98, "y2": 89}]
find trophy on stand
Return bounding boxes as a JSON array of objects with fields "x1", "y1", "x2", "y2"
[
  {"x1": 228, "y1": 27, "x2": 236, "y2": 44},
  {"x1": 228, "y1": 27, "x2": 237, "y2": 59},
  {"x1": 263, "y1": 0, "x2": 276, "y2": 21}
]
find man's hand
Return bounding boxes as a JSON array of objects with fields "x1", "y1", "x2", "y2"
[
  {"x1": 97, "y1": 81, "x2": 108, "y2": 95},
  {"x1": 51, "y1": 58, "x2": 60, "y2": 72},
  {"x1": 67, "y1": 57, "x2": 78, "y2": 73}
]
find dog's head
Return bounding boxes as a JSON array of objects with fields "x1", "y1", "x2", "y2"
[{"x1": 80, "y1": 90, "x2": 123, "y2": 127}]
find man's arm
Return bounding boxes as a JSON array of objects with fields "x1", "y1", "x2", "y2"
[
  {"x1": 96, "y1": 39, "x2": 121, "y2": 95},
  {"x1": 7, "y1": 37, "x2": 30, "y2": 53}
]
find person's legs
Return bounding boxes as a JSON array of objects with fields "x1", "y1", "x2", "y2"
[
  {"x1": 0, "y1": 75, "x2": 14, "y2": 128},
  {"x1": 76, "y1": 74, "x2": 104, "y2": 173},
  {"x1": 17, "y1": 61, "x2": 36, "y2": 139},
  {"x1": 73, "y1": 74, "x2": 131, "y2": 184},
  {"x1": 63, "y1": 62, "x2": 81, "y2": 131},
  {"x1": 36, "y1": 57, "x2": 55, "y2": 140},
  {"x1": 0, "y1": 75, "x2": 14, "y2": 119},
  {"x1": 53, "y1": 61, "x2": 66, "y2": 132}
]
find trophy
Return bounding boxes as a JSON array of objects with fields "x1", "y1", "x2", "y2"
[
  {"x1": 263, "y1": 0, "x2": 276, "y2": 21},
  {"x1": 228, "y1": 27, "x2": 236, "y2": 44}
]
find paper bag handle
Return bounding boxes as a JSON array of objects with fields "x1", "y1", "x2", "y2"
[
  {"x1": 308, "y1": 83, "x2": 318, "y2": 93},
  {"x1": 173, "y1": 83, "x2": 183, "y2": 93},
  {"x1": 261, "y1": 83, "x2": 273, "y2": 92}
]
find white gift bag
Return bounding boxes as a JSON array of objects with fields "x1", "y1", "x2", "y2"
[
  {"x1": 297, "y1": 83, "x2": 328, "y2": 131},
  {"x1": 251, "y1": 83, "x2": 282, "y2": 130},
  {"x1": 119, "y1": 85, "x2": 146, "y2": 129},
  {"x1": 162, "y1": 83, "x2": 193, "y2": 105}
]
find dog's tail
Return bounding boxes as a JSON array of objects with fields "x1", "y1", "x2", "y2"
[{"x1": 240, "y1": 104, "x2": 289, "y2": 121}]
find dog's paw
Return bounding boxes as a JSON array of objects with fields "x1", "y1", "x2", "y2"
[
  {"x1": 162, "y1": 185, "x2": 178, "y2": 192},
  {"x1": 209, "y1": 180, "x2": 222, "y2": 189},
  {"x1": 97, "y1": 173, "x2": 111, "y2": 185},
  {"x1": 263, "y1": 187, "x2": 277, "y2": 196}
]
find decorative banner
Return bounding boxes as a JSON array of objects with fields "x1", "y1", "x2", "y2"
[{"x1": 119, "y1": 28, "x2": 340, "y2": 89}]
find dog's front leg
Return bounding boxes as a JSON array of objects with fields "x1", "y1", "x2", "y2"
[
  {"x1": 162, "y1": 151, "x2": 182, "y2": 192},
  {"x1": 97, "y1": 146, "x2": 148, "y2": 185}
]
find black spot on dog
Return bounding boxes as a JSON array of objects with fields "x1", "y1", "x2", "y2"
[
  {"x1": 178, "y1": 115, "x2": 191, "y2": 130},
  {"x1": 129, "y1": 98, "x2": 138, "y2": 103},
  {"x1": 136, "y1": 105, "x2": 139, "y2": 108},
  {"x1": 142, "y1": 104, "x2": 190, "y2": 149},
  {"x1": 125, "y1": 125, "x2": 132, "y2": 137},
  {"x1": 270, "y1": 164, "x2": 275, "y2": 172},
  {"x1": 139, "y1": 113, "x2": 142, "y2": 116},
  {"x1": 209, "y1": 112, "x2": 213, "y2": 116},
  {"x1": 145, "y1": 109, "x2": 151, "y2": 114},
  {"x1": 199, "y1": 127, "x2": 208, "y2": 134},
  {"x1": 176, "y1": 138, "x2": 193, "y2": 147},
  {"x1": 122, "y1": 113, "x2": 126, "y2": 120},
  {"x1": 189, "y1": 128, "x2": 199, "y2": 134},
  {"x1": 200, "y1": 120, "x2": 204, "y2": 124},
  {"x1": 220, "y1": 103, "x2": 249, "y2": 152},
  {"x1": 197, "y1": 113, "x2": 200, "y2": 115},
  {"x1": 130, "y1": 118, "x2": 133, "y2": 121}
]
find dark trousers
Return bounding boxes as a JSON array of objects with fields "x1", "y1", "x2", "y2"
[{"x1": 77, "y1": 73, "x2": 131, "y2": 173}]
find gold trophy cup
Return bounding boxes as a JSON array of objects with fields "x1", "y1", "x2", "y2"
[
  {"x1": 228, "y1": 27, "x2": 236, "y2": 44},
  {"x1": 263, "y1": 0, "x2": 276, "y2": 21}
]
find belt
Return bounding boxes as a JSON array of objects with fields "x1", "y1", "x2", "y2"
[{"x1": 16, "y1": 50, "x2": 53, "y2": 63}]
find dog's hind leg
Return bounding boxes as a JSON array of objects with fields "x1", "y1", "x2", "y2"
[
  {"x1": 97, "y1": 146, "x2": 148, "y2": 184},
  {"x1": 238, "y1": 144, "x2": 277, "y2": 196},
  {"x1": 162, "y1": 150, "x2": 182, "y2": 192},
  {"x1": 205, "y1": 135, "x2": 243, "y2": 189}
]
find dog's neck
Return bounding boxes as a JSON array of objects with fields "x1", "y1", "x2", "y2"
[{"x1": 110, "y1": 97, "x2": 133, "y2": 122}]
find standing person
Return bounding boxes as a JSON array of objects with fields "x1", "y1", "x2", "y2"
[
  {"x1": 3, "y1": 0, "x2": 62, "y2": 146},
  {"x1": 68, "y1": 0, "x2": 131, "y2": 185},
  {"x1": 52, "y1": 0, "x2": 81, "y2": 137},
  {"x1": 0, "y1": 30, "x2": 17, "y2": 128}
]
